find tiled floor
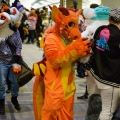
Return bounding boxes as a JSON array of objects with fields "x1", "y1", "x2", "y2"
[{"x1": 0, "y1": 43, "x2": 88, "y2": 120}]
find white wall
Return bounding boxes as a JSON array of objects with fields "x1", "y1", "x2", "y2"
[
  {"x1": 101, "y1": 0, "x2": 120, "y2": 8},
  {"x1": 82, "y1": 0, "x2": 101, "y2": 8}
]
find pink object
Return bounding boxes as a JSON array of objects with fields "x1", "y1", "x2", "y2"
[{"x1": 100, "y1": 28, "x2": 110, "y2": 42}]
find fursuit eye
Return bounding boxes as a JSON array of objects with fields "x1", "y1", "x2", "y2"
[
  {"x1": 1, "y1": 16, "x2": 6, "y2": 20},
  {"x1": 68, "y1": 22, "x2": 75, "y2": 28}
]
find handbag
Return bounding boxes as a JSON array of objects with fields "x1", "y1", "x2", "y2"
[
  {"x1": 6, "y1": 39, "x2": 33, "y2": 87},
  {"x1": 15, "y1": 60, "x2": 33, "y2": 87}
]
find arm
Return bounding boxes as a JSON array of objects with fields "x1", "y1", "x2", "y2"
[
  {"x1": 11, "y1": 30, "x2": 22, "y2": 73},
  {"x1": 14, "y1": 30, "x2": 22, "y2": 56},
  {"x1": 44, "y1": 35, "x2": 91, "y2": 68}
]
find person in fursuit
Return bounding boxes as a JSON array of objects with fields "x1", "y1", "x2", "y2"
[
  {"x1": 32, "y1": 5, "x2": 92, "y2": 120},
  {"x1": 0, "y1": 1, "x2": 23, "y2": 115}
]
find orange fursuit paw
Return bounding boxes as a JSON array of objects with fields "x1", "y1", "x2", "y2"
[
  {"x1": 12, "y1": 63, "x2": 22, "y2": 73},
  {"x1": 75, "y1": 38, "x2": 93, "y2": 57}
]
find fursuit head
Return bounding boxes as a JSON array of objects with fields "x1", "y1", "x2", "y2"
[{"x1": 0, "y1": 5, "x2": 21, "y2": 42}]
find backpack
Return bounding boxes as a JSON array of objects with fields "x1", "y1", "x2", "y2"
[{"x1": 28, "y1": 16, "x2": 37, "y2": 30}]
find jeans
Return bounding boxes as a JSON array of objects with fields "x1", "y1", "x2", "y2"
[{"x1": 0, "y1": 62, "x2": 19, "y2": 99}]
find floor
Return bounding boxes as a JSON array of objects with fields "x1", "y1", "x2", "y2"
[{"x1": 0, "y1": 43, "x2": 88, "y2": 120}]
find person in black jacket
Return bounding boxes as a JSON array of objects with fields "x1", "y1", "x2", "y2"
[
  {"x1": 90, "y1": 7, "x2": 120, "y2": 120},
  {"x1": 35, "y1": 9, "x2": 44, "y2": 47},
  {"x1": 18, "y1": 9, "x2": 28, "y2": 43}
]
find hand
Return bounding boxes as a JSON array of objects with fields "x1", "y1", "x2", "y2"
[
  {"x1": 76, "y1": 38, "x2": 93, "y2": 57},
  {"x1": 12, "y1": 63, "x2": 22, "y2": 73}
]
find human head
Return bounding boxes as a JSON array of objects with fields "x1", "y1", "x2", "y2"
[
  {"x1": 90, "y1": 3, "x2": 99, "y2": 8},
  {"x1": 30, "y1": 8, "x2": 36, "y2": 16},
  {"x1": 35, "y1": 9, "x2": 40, "y2": 14},
  {"x1": 109, "y1": 7, "x2": 120, "y2": 24}
]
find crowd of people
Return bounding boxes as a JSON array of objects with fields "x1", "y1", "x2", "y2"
[
  {"x1": 0, "y1": 0, "x2": 120, "y2": 120},
  {"x1": 16, "y1": 6, "x2": 51, "y2": 45}
]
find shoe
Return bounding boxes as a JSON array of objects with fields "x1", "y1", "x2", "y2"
[
  {"x1": 11, "y1": 96, "x2": 21, "y2": 111},
  {"x1": 6, "y1": 89, "x2": 11, "y2": 93},
  {"x1": 0, "y1": 99, "x2": 5, "y2": 115},
  {"x1": 77, "y1": 94, "x2": 88, "y2": 99}
]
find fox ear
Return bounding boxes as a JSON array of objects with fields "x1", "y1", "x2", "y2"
[
  {"x1": 51, "y1": 5, "x2": 60, "y2": 21},
  {"x1": 52, "y1": 5, "x2": 70, "y2": 23},
  {"x1": 76, "y1": 9, "x2": 82, "y2": 17},
  {"x1": 52, "y1": 5, "x2": 64, "y2": 23}
]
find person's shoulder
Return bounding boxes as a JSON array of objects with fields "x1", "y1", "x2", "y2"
[
  {"x1": 95, "y1": 25, "x2": 108, "y2": 35},
  {"x1": 34, "y1": 14, "x2": 38, "y2": 19},
  {"x1": 108, "y1": 24, "x2": 120, "y2": 39},
  {"x1": 96, "y1": 25, "x2": 108, "y2": 31},
  {"x1": 93, "y1": 25, "x2": 108, "y2": 40},
  {"x1": 108, "y1": 24, "x2": 120, "y2": 33}
]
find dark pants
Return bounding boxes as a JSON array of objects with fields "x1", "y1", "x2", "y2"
[
  {"x1": 28, "y1": 30, "x2": 35, "y2": 43},
  {"x1": 6, "y1": 79, "x2": 11, "y2": 90},
  {"x1": 76, "y1": 62, "x2": 85, "y2": 78}
]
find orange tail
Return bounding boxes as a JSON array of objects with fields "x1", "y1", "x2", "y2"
[{"x1": 33, "y1": 76, "x2": 45, "y2": 120}]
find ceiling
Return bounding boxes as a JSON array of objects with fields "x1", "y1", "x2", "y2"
[
  {"x1": 32, "y1": 0, "x2": 60, "y2": 9},
  {"x1": 10, "y1": 0, "x2": 101, "y2": 10},
  {"x1": 10, "y1": 0, "x2": 60, "y2": 9}
]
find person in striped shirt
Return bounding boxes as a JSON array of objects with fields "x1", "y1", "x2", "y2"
[{"x1": 0, "y1": 12, "x2": 22, "y2": 115}]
